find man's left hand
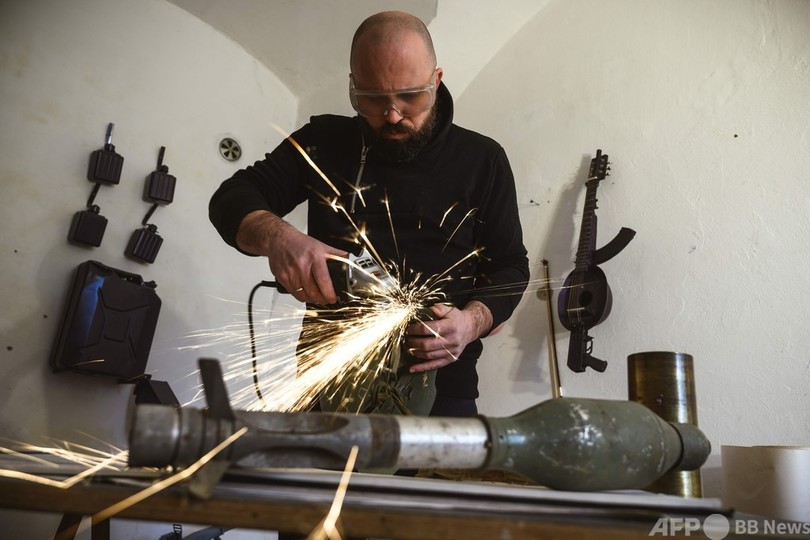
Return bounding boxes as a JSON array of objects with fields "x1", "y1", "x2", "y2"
[{"x1": 405, "y1": 301, "x2": 493, "y2": 373}]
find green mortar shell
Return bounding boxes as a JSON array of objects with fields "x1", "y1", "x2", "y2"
[{"x1": 482, "y1": 398, "x2": 711, "y2": 491}]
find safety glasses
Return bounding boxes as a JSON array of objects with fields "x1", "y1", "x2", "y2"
[{"x1": 349, "y1": 70, "x2": 438, "y2": 118}]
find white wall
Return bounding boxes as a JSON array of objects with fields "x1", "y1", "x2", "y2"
[
  {"x1": 465, "y1": 0, "x2": 810, "y2": 493},
  {"x1": 1, "y1": 0, "x2": 808, "y2": 536},
  {"x1": 0, "y1": 0, "x2": 295, "y2": 537}
]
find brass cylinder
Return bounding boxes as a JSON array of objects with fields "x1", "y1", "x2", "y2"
[{"x1": 627, "y1": 351, "x2": 703, "y2": 497}]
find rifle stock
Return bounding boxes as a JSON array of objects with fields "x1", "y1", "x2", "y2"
[{"x1": 567, "y1": 326, "x2": 608, "y2": 373}]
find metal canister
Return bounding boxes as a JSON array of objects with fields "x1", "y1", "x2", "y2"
[{"x1": 627, "y1": 351, "x2": 703, "y2": 497}]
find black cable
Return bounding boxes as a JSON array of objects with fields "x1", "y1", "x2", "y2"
[
  {"x1": 86, "y1": 182, "x2": 101, "y2": 207},
  {"x1": 248, "y1": 280, "x2": 280, "y2": 407},
  {"x1": 141, "y1": 202, "x2": 159, "y2": 226}
]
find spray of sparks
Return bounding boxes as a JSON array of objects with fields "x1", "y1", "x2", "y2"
[
  {"x1": 184, "y1": 247, "x2": 481, "y2": 412},
  {"x1": 182, "y1": 126, "x2": 570, "y2": 414},
  {"x1": 179, "y1": 127, "x2": 492, "y2": 413},
  {"x1": 0, "y1": 439, "x2": 128, "y2": 488}
]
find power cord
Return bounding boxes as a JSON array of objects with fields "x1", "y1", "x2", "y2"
[{"x1": 248, "y1": 280, "x2": 281, "y2": 408}]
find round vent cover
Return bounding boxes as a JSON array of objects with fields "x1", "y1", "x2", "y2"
[{"x1": 219, "y1": 138, "x2": 242, "y2": 162}]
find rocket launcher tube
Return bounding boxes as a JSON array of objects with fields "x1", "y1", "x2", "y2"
[
  {"x1": 129, "y1": 405, "x2": 488, "y2": 471},
  {"x1": 128, "y1": 398, "x2": 710, "y2": 492},
  {"x1": 129, "y1": 405, "x2": 403, "y2": 471}
]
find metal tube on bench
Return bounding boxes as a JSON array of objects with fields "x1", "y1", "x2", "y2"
[{"x1": 129, "y1": 397, "x2": 710, "y2": 492}]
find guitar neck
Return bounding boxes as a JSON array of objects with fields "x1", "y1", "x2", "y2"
[{"x1": 574, "y1": 180, "x2": 600, "y2": 270}]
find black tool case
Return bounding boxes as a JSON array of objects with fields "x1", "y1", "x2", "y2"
[{"x1": 50, "y1": 260, "x2": 161, "y2": 380}]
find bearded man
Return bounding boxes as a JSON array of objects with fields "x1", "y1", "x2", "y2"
[{"x1": 209, "y1": 11, "x2": 529, "y2": 418}]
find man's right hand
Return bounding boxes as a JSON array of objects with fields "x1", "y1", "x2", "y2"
[{"x1": 236, "y1": 210, "x2": 347, "y2": 305}]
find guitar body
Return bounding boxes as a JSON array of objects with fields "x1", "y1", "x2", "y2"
[{"x1": 558, "y1": 266, "x2": 613, "y2": 331}]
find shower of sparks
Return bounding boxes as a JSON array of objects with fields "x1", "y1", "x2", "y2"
[
  {"x1": 184, "y1": 260, "x2": 567, "y2": 413},
  {"x1": 276, "y1": 299, "x2": 414, "y2": 412},
  {"x1": 182, "y1": 128, "x2": 573, "y2": 413},
  {"x1": 0, "y1": 440, "x2": 128, "y2": 489},
  {"x1": 185, "y1": 256, "x2": 449, "y2": 412}
]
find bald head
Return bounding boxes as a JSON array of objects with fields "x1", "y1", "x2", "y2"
[
  {"x1": 350, "y1": 11, "x2": 436, "y2": 74},
  {"x1": 349, "y1": 11, "x2": 442, "y2": 162}
]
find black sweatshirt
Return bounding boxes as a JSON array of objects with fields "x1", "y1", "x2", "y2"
[{"x1": 209, "y1": 84, "x2": 529, "y2": 399}]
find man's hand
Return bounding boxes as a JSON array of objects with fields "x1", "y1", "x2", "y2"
[
  {"x1": 405, "y1": 301, "x2": 494, "y2": 373},
  {"x1": 236, "y1": 210, "x2": 347, "y2": 304}
]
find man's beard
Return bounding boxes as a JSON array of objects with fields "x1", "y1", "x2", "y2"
[{"x1": 360, "y1": 103, "x2": 439, "y2": 163}]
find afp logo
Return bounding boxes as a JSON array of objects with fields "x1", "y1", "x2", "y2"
[{"x1": 649, "y1": 514, "x2": 730, "y2": 539}]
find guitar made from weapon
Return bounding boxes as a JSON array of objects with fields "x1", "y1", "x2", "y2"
[{"x1": 557, "y1": 149, "x2": 635, "y2": 373}]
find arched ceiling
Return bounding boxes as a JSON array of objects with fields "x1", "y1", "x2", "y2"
[{"x1": 166, "y1": 0, "x2": 438, "y2": 97}]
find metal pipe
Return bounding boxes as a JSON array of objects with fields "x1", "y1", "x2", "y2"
[
  {"x1": 129, "y1": 397, "x2": 710, "y2": 492},
  {"x1": 539, "y1": 259, "x2": 562, "y2": 398},
  {"x1": 628, "y1": 350, "x2": 703, "y2": 497},
  {"x1": 396, "y1": 416, "x2": 488, "y2": 468}
]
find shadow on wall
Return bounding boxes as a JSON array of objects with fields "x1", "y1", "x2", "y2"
[{"x1": 510, "y1": 153, "x2": 595, "y2": 394}]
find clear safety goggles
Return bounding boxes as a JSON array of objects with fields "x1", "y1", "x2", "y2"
[{"x1": 349, "y1": 70, "x2": 438, "y2": 118}]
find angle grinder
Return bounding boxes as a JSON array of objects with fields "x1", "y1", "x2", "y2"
[{"x1": 326, "y1": 247, "x2": 399, "y2": 304}]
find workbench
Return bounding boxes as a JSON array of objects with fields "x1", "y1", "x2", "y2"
[{"x1": 0, "y1": 454, "x2": 735, "y2": 539}]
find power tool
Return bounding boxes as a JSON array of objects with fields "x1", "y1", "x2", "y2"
[
  {"x1": 327, "y1": 247, "x2": 399, "y2": 303},
  {"x1": 275, "y1": 247, "x2": 398, "y2": 305}
]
